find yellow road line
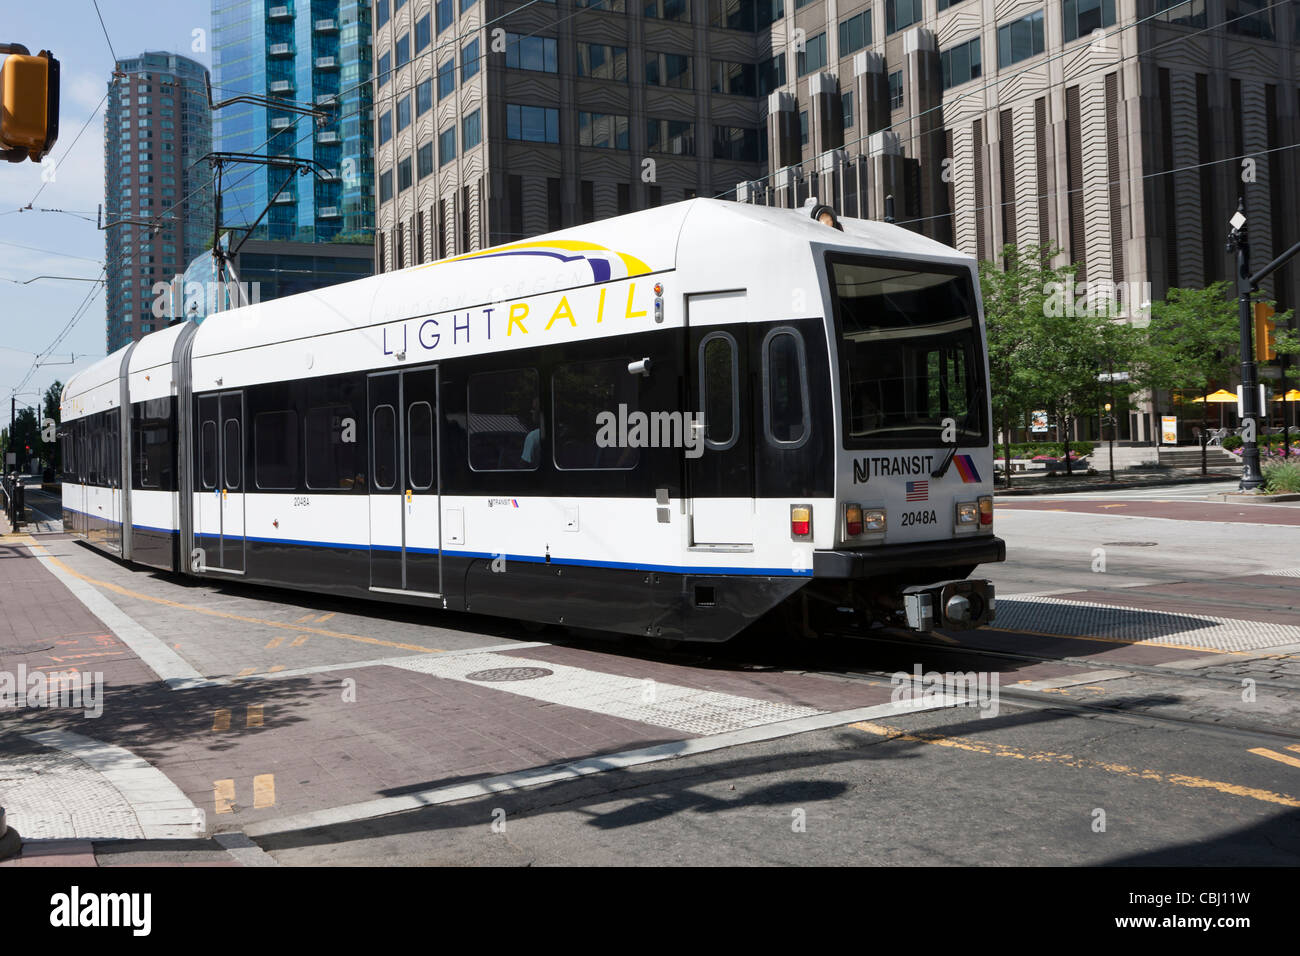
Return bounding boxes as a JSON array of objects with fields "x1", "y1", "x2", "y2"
[
  {"x1": 253, "y1": 774, "x2": 275, "y2": 809},
  {"x1": 212, "y1": 709, "x2": 231, "y2": 732},
  {"x1": 214, "y1": 779, "x2": 236, "y2": 814},
  {"x1": 295, "y1": 613, "x2": 315, "y2": 623},
  {"x1": 290, "y1": 634, "x2": 310, "y2": 648},
  {"x1": 268, "y1": 665, "x2": 285, "y2": 673},
  {"x1": 265, "y1": 637, "x2": 284, "y2": 649},
  {"x1": 851, "y1": 721, "x2": 1300, "y2": 809},
  {"x1": 316, "y1": 613, "x2": 335, "y2": 623},
  {"x1": 1287, "y1": 745, "x2": 1300, "y2": 755},
  {"x1": 246, "y1": 704, "x2": 263, "y2": 728},
  {"x1": 37, "y1": 552, "x2": 444, "y2": 655},
  {"x1": 1098, "y1": 504, "x2": 1127, "y2": 509},
  {"x1": 1250, "y1": 747, "x2": 1300, "y2": 770},
  {"x1": 237, "y1": 667, "x2": 256, "y2": 678}
]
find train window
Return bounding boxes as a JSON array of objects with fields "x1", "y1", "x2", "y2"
[
  {"x1": 200, "y1": 421, "x2": 218, "y2": 490},
  {"x1": 306, "y1": 404, "x2": 362, "y2": 490},
  {"x1": 373, "y1": 404, "x2": 398, "y2": 489},
  {"x1": 223, "y1": 419, "x2": 242, "y2": 490},
  {"x1": 553, "y1": 359, "x2": 640, "y2": 470},
  {"x1": 699, "y1": 333, "x2": 738, "y2": 451},
  {"x1": 467, "y1": 369, "x2": 540, "y2": 471},
  {"x1": 407, "y1": 401, "x2": 435, "y2": 490},
  {"x1": 763, "y1": 328, "x2": 810, "y2": 446},
  {"x1": 255, "y1": 410, "x2": 299, "y2": 490}
]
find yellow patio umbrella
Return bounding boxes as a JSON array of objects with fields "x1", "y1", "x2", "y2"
[
  {"x1": 1191, "y1": 388, "x2": 1239, "y2": 427},
  {"x1": 1271, "y1": 389, "x2": 1300, "y2": 402}
]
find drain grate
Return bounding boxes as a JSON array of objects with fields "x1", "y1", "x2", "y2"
[{"x1": 464, "y1": 666, "x2": 554, "y2": 682}]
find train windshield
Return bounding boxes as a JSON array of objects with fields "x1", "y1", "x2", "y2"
[{"x1": 826, "y1": 255, "x2": 988, "y2": 448}]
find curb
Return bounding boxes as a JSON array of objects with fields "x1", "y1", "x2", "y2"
[
  {"x1": 994, "y1": 473, "x2": 1237, "y2": 496},
  {"x1": 0, "y1": 807, "x2": 20, "y2": 862}
]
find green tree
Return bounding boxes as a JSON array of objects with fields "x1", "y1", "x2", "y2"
[
  {"x1": 980, "y1": 242, "x2": 1075, "y2": 484},
  {"x1": 1131, "y1": 282, "x2": 1240, "y2": 430},
  {"x1": 42, "y1": 380, "x2": 63, "y2": 472}
]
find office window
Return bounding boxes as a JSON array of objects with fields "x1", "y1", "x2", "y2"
[
  {"x1": 937, "y1": 0, "x2": 966, "y2": 8},
  {"x1": 415, "y1": 15, "x2": 431, "y2": 52},
  {"x1": 397, "y1": 95, "x2": 411, "y2": 131},
  {"x1": 254, "y1": 411, "x2": 298, "y2": 490},
  {"x1": 839, "y1": 9, "x2": 871, "y2": 55},
  {"x1": 1225, "y1": 0, "x2": 1272, "y2": 37},
  {"x1": 506, "y1": 34, "x2": 558, "y2": 72},
  {"x1": 469, "y1": 369, "x2": 541, "y2": 471},
  {"x1": 417, "y1": 78, "x2": 432, "y2": 115},
  {"x1": 799, "y1": 110, "x2": 809, "y2": 145},
  {"x1": 758, "y1": 54, "x2": 786, "y2": 94},
  {"x1": 643, "y1": 0, "x2": 689, "y2": 19},
  {"x1": 578, "y1": 43, "x2": 628, "y2": 81},
  {"x1": 398, "y1": 157, "x2": 412, "y2": 191},
  {"x1": 507, "y1": 104, "x2": 560, "y2": 143},
  {"x1": 646, "y1": 52, "x2": 693, "y2": 89},
  {"x1": 998, "y1": 10, "x2": 1045, "y2": 69},
  {"x1": 439, "y1": 126, "x2": 456, "y2": 165},
  {"x1": 712, "y1": 60, "x2": 756, "y2": 96},
  {"x1": 1154, "y1": 0, "x2": 1206, "y2": 27},
  {"x1": 941, "y1": 37, "x2": 981, "y2": 89},
  {"x1": 797, "y1": 32, "x2": 827, "y2": 75},
  {"x1": 577, "y1": 0, "x2": 626, "y2": 9},
  {"x1": 710, "y1": 0, "x2": 784, "y2": 30},
  {"x1": 579, "y1": 112, "x2": 630, "y2": 149},
  {"x1": 1062, "y1": 0, "x2": 1116, "y2": 42},
  {"x1": 436, "y1": 0, "x2": 453, "y2": 32},
  {"x1": 647, "y1": 118, "x2": 695, "y2": 155},
  {"x1": 886, "y1": 0, "x2": 922, "y2": 33},
  {"x1": 375, "y1": 0, "x2": 390, "y2": 28},
  {"x1": 889, "y1": 69, "x2": 903, "y2": 109},
  {"x1": 396, "y1": 33, "x2": 410, "y2": 67},
  {"x1": 553, "y1": 360, "x2": 639, "y2": 470},
  {"x1": 417, "y1": 141, "x2": 434, "y2": 178},
  {"x1": 842, "y1": 90, "x2": 855, "y2": 129},
  {"x1": 380, "y1": 168, "x2": 393, "y2": 202},
  {"x1": 438, "y1": 59, "x2": 455, "y2": 99},
  {"x1": 461, "y1": 0, "x2": 476, "y2": 10},
  {"x1": 713, "y1": 125, "x2": 765, "y2": 162},
  {"x1": 463, "y1": 109, "x2": 482, "y2": 150},
  {"x1": 379, "y1": 110, "x2": 392, "y2": 144},
  {"x1": 377, "y1": 51, "x2": 390, "y2": 86},
  {"x1": 462, "y1": 38, "x2": 480, "y2": 80}
]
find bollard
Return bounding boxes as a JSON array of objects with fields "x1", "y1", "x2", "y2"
[{"x1": 0, "y1": 805, "x2": 19, "y2": 861}]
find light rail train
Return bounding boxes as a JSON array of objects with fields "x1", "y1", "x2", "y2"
[{"x1": 59, "y1": 199, "x2": 1003, "y2": 642}]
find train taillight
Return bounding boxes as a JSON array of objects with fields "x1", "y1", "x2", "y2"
[
  {"x1": 978, "y1": 496, "x2": 993, "y2": 527},
  {"x1": 790, "y1": 504, "x2": 812, "y2": 539},
  {"x1": 844, "y1": 504, "x2": 863, "y2": 537}
]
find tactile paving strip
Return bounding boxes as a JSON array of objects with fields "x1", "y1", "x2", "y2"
[
  {"x1": 391, "y1": 652, "x2": 824, "y2": 736},
  {"x1": 995, "y1": 596, "x2": 1300, "y2": 652}
]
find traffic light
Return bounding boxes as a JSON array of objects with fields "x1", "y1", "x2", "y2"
[
  {"x1": 0, "y1": 43, "x2": 59, "y2": 162},
  {"x1": 1254, "y1": 302, "x2": 1277, "y2": 362}
]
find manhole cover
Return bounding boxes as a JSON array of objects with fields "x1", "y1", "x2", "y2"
[
  {"x1": 1102, "y1": 541, "x2": 1159, "y2": 547},
  {"x1": 4, "y1": 642, "x2": 54, "y2": 654},
  {"x1": 465, "y1": 667, "x2": 554, "y2": 682}
]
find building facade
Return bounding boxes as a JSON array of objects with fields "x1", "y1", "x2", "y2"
[
  {"x1": 371, "y1": 0, "x2": 775, "y2": 270},
  {"x1": 103, "y1": 52, "x2": 214, "y2": 352},
  {"x1": 212, "y1": 0, "x2": 375, "y2": 242}
]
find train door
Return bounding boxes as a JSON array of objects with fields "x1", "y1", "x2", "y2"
[
  {"x1": 107, "y1": 410, "x2": 122, "y2": 553},
  {"x1": 74, "y1": 421, "x2": 88, "y2": 537},
  {"x1": 685, "y1": 292, "x2": 755, "y2": 546},
  {"x1": 194, "y1": 391, "x2": 246, "y2": 573},
  {"x1": 367, "y1": 366, "x2": 441, "y2": 597}
]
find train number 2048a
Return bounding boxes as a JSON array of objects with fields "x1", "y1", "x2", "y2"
[{"x1": 901, "y1": 509, "x2": 938, "y2": 527}]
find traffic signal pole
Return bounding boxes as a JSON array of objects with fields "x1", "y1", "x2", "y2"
[{"x1": 1226, "y1": 196, "x2": 1300, "y2": 492}]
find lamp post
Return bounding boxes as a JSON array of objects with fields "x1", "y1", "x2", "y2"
[
  {"x1": 1103, "y1": 403, "x2": 1116, "y2": 483},
  {"x1": 1226, "y1": 199, "x2": 1264, "y2": 491}
]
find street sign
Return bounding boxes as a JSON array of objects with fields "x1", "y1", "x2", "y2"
[{"x1": 1161, "y1": 416, "x2": 1178, "y2": 444}]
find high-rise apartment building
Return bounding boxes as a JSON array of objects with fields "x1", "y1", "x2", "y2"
[
  {"x1": 371, "y1": 0, "x2": 775, "y2": 269},
  {"x1": 103, "y1": 52, "x2": 214, "y2": 353},
  {"x1": 212, "y1": 0, "x2": 375, "y2": 242}
]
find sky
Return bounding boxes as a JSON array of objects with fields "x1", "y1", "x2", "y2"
[{"x1": 0, "y1": 1, "x2": 212, "y2": 416}]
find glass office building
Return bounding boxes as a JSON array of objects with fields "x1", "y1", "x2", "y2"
[{"x1": 212, "y1": 0, "x2": 375, "y2": 242}]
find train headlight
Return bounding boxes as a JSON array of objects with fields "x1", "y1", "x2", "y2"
[
  {"x1": 955, "y1": 500, "x2": 978, "y2": 533},
  {"x1": 790, "y1": 504, "x2": 812, "y2": 539},
  {"x1": 978, "y1": 495, "x2": 993, "y2": 528},
  {"x1": 863, "y1": 508, "x2": 886, "y2": 533}
]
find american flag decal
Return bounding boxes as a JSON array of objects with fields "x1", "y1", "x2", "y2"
[{"x1": 905, "y1": 480, "x2": 929, "y2": 501}]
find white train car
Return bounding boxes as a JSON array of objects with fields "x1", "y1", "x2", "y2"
[{"x1": 60, "y1": 199, "x2": 1004, "y2": 642}]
